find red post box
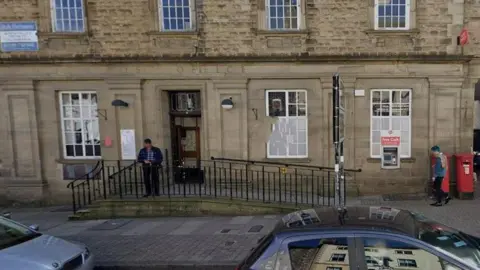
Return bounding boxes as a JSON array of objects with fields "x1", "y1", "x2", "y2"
[
  {"x1": 454, "y1": 153, "x2": 474, "y2": 199},
  {"x1": 431, "y1": 153, "x2": 450, "y2": 194}
]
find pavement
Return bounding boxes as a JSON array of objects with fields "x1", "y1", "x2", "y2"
[{"x1": 2, "y1": 196, "x2": 480, "y2": 269}]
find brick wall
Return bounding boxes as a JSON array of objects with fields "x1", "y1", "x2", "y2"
[{"x1": 0, "y1": 0, "x2": 475, "y2": 59}]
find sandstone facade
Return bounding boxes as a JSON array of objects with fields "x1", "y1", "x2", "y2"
[{"x1": 0, "y1": 0, "x2": 479, "y2": 204}]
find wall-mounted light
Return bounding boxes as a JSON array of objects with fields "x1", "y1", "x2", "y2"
[
  {"x1": 111, "y1": 99, "x2": 129, "y2": 107},
  {"x1": 221, "y1": 97, "x2": 234, "y2": 110}
]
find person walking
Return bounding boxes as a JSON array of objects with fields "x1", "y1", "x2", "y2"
[
  {"x1": 430, "y1": 145, "x2": 451, "y2": 206},
  {"x1": 137, "y1": 138, "x2": 163, "y2": 197}
]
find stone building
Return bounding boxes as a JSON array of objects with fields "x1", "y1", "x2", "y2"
[{"x1": 0, "y1": 0, "x2": 479, "y2": 204}]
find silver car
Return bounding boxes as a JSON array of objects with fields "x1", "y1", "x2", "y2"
[{"x1": 0, "y1": 215, "x2": 94, "y2": 270}]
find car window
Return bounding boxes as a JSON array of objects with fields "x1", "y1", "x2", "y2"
[
  {"x1": 361, "y1": 237, "x2": 461, "y2": 270},
  {"x1": 277, "y1": 237, "x2": 351, "y2": 270},
  {"x1": 418, "y1": 226, "x2": 480, "y2": 268},
  {"x1": 0, "y1": 217, "x2": 40, "y2": 250}
]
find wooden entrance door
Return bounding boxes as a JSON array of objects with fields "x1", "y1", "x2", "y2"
[{"x1": 176, "y1": 126, "x2": 200, "y2": 167}]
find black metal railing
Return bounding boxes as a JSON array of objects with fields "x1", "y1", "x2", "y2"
[
  {"x1": 67, "y1": 150, "x2": 361, "y2": 214},
  {"x1": 67, "y1": 160, "x2": 140, "y2": 213}
]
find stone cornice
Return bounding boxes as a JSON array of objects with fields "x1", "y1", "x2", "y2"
[
  {"x1": 1, "y1": 80, "x2": 34, "y2": 91},
  {"x1": 0, "y1": 53, "x2": 473, "y2": 64}
]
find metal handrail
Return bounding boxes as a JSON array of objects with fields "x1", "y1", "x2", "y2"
[
  {"x1": 210, "y1": 157, "x2": 362, "y2": 172},
  {"x1": 107, "y1": 161, "x2": 138, "y2": 179}
]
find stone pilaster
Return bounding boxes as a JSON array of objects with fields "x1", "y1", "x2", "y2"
[
  {"x1": 428, "y1": 77, "x2": 465, "y2": 153},
  {"x1": 103, "y1": 79, "x2": 143, "y2": 162}
]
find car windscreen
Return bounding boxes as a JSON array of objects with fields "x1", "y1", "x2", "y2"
[
  {"x1": 0, "y1": 217, "x2": 41, "y2": 250},
  {"x1": 418, "y1": 223, "x2": 480, "y2": 268}
]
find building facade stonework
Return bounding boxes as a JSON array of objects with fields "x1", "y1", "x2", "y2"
[{"x1": 0, "y1": 0, "x2": 479, "y2": 204}]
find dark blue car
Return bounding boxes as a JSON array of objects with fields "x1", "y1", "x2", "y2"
[{"x1": 237, "y1": 206, "x2": 480, "y2": 270}]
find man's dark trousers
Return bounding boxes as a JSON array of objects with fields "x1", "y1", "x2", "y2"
[
  {"x1": 433, "y1": 176, "x2": 446, "y2": 203},
  {"x1": 143, "y1": 165, "x2": 160, "y2": 196}
]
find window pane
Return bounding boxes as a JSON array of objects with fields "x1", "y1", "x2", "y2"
[
  {"x1": 297, "y1": 144, "x2": 307, "y2": 155},
  {"x1": 74, "y1": 145, "x2": 83, "y2": 156},
  {"x1": 380, "y1": 104, "x2": 390, "y2": 116},
  {"x1": 392, "y1": 91, "x2": 402, "y2": 103},
  {"x1": 288, "y1": 143, "x2": 298, "y2": 156},
  {"x1": 270, "y1": 18, "x2": 277, "y2": 29},
  {"x1": 372, "y1": 118, "x2": 381, "y2": 130},
  {"x1": 66, "y1": 145, "x2": 74, "y2": 156},
  {"x1": 85, "y1": 145, "x2": 94, "y2": 156},
  {"x1": 372, "y1": 143, "x2": 381, "y2": 156},
  {"x1": 372, "y1": 130, "x2": 381, "y2": 142},
  {"x1": 392, "y1": 118, "x2": 401, "y2": 130},
  {"x1": 381, "y1": 91, "x2": 390, "y2": 102},
  {"x1": 372, "y1": 104, "x2": 381, "y2": 116},
  {"x1": 72, "y1": 106, "x2": 80, "y2": 117},
  {"x1": 267, "y1": 91, "x2": 286, "y2": 116},
  {"x1": 361, "y1": 237, "x2": 461, "y2": 269},
  {"x1": 65, "y1": 133, "x2": 75, "y2": 144},
  {"x1": 291, "y1": 17, "x2": 298, "y2": 28},
  {"x1": 71, "y1": 94, "x2": 79, "y2": 104},
  {"x1": 81, "y1": 106, "x2": 90, "y2": 118},
  {"x1": 392, "y1": 104, "x2": 402, "y2": 116},
  {"x1": 75, "y1": 132, "x2": 83, "y2": 143},
  {"x1": 62, "y1": 106, "x2": 72, "y2": 118},
  {"x1": 288, "y1": 105, "x2": 297, "y2": 116},
  {"x1": 61, "y1": 93, "x2": 70, "y2": 105},
  {"x1": 288, "y1": 91, "x2": 297, "y2": 103},
  {"x1": 63, "y1": 120, "x2": 73, "y2": 131},
  {"x1": 286, "y1": 237, "x2": 350, "y2": 269},
  {"x1": 163, "y1": 18, "x2": 170, "y2": 29},
  {"x1": 94, "y1": 145, "x2": 101, "y2": 156},
  {"x1": 381, "y1": 118, "x2": 389, "y2": 130}
]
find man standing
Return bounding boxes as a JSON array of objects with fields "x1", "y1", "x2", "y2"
[
  {"x1": 137, "y1": 138, "x2": 163, "y2": 197},
  {"x1": 431, "y1": 145, "x2": 451, "y2": 206}
]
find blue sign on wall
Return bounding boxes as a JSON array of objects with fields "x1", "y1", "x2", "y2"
[{"x1": 0, "y1": 21, "x2": 39, "y2": 52}]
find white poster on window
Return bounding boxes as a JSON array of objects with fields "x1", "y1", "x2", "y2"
[{"x1": 120, "y1": 129, "x2": 136, "y2": 160}]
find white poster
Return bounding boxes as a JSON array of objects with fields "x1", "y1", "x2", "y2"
[{"x1": 120, "y1": 129, "x2": 136, "y2": 160}]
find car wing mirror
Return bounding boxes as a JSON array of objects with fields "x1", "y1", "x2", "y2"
[
  {"x1": 2, "y1": 212, "x2": 11, "y2": 219},
  {"x1": 29, "y1": 224, "x2": 39, "y2": 231}
]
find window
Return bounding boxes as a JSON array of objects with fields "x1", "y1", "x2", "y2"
[
  {"x1": 60, "y1": 92, "x2": 101, "y2": 159},
  {"x1": 266, "y1": 90, "x2": 307, "y2": 158},
  {"x1": 51, "y1": 0, "x2": 86, "y2": 32},
  {"x1": 398, "y1": 259, "x2": 417, "y2": 267},
  {"x1": 337, "y1": 246, "x2": 348, "y2": 250},
  {"x1": 370, "y1": 89, "x2": 411, "y2": 158},
  {"x1": 159, "y1": 0, "x2": 192, "y2": 31},
  {"x1": 266, "y1": 0, "x2": 300, "y2": 30},
  {"x1": 326, "y1": 267, "x2": 342, "y2": 270},
  {"x1": 286, "y1": 237, "x2": 350, "y2": 269},
  {"x1": 395, "y1": 250, "x2": 413, "y2": 255},
  {"x1": 361, "y1": 237, "x2": 463, "y2": 270},
  {"x1": 374, "y1": 0, "x2": 410, "y2": 30},
  {"x1": 330, "y1": 253, "x2": 346, "y2": 262}
]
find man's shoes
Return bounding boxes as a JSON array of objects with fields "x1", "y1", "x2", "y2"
[
  {"x1": 444, "y1": 196, "x2": 451, "y2": 205},
  {"x1": 430, "y1": 202, "x2": 442, "y2": 207}
]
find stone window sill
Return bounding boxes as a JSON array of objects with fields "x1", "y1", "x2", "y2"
[
  {"x1": 38, "y1": 32, "x2": 90, "y2": 39},
  {"x1": 263, "y1": 158, "x2": 312, "y2": 164},
  {"x1": 55, "y1": 159, "x2": 101, "y2": 164},
  {"x1": 146, "y1": 31, "x2": 198, "y2": 38},
  {"x1": 366, "y1": 157, "x2": 416, "y2": 163},
  {"x1": 255, "y1": 29, "x2": 309, "y2": 37},
  {"x1": 364, "y1": 29, "x2": 420, "y2": 37}
]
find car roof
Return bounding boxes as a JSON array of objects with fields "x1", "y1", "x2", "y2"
[{"x1": 273, "y1": 206, "x2": 438, "y2": 238}]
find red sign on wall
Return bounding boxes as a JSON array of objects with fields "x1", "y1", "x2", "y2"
[
  {"x1": 381, "y1": 136, "x2": 400, "y2": 146},
  {"x1": 459, "y1": 28, "x2": 469, "y2": 46}
]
